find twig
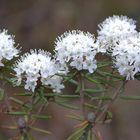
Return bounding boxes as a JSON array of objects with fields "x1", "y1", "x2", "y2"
[
  {"x1": 95, "y1": 69, "x2": 115, "y2": 116},
  {"x1": 96, "y1": 81, "x2": 127, "y2": 122},
  {"x1": 94, "y1": 126, "x2": 103, "y2": 140},
  {"x1": 78, "y1": 73, "x2": 86, "y2": 118},
  {"x1": 29, "y1": 101, "x2": 49, "y2": 126}
]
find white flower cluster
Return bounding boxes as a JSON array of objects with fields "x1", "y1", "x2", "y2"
[
  {"x1": 13, "y1": 49, "x2": 64, "y2": 92},
  {"x1": 54, "y1": 30, "x2": 99, "y2": 73},
  {"x1": 112, "y1": 34, "x2": 140, "y2": 80},
  {"x1": 97, "y1": 15, "x2": 137, "y2": 53},
  {"x1": 96, "y1": 15, "x2": 140, "y2": 80},
  {"x1": 0, "y1": 29, "x2": 19, "y2": 66},
  {"x1": 3, "y1": 14, "x2": 140, "y2": 92}
]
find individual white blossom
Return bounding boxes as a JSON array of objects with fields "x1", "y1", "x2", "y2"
[
  {"x1": 13, "y1": 49, "x2": 64, "y2": 92},
  {"x1": 97, "y1": 15, "x2": 137, "y2": 53},
  {"x1": 0, "y1": 29, "x2": 19, "y2": 66},
  {"x1": 112, "y1": 33, "x2": 140, "y2": 80},
  {"x1": 54, "y1": 30, "x2": 99, "y2": 73}
]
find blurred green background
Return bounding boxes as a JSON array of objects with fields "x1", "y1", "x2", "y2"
[{"x1": 0, "y1": 0, "x2": 140, "y2": 140}]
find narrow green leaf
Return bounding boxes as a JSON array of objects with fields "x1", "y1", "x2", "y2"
[
  {"x1": 91, "y1": 96, "x2": 112, "y2": 101},
  {"x1": 39, "y1": 91, "x2": 48, "y2": 103},
  {"x1": 68, "y1": 79, "x2": 78, "y2": 85},
  {"x1": 32, "y1": 114, "x2": 51, "y2": 120},
  {"x1": 30, "y1": 126, "x2": 51, "y2": 134},
  {"x1": 90, "y1": 76, "x2": 115, "y2": 87},
  {"x1": 10, "y1": 97, "x2": 23, "y2": 104},
  {"x1": 10, "y1": 97, "x2": 31, "y2": 109},
  {"x1": 1, "y1": 125, "x2": 17, "y2": 130},
  {"x1": 0, "y1": 88, "x2": 4, "y2": 100},
  {"x1": 26, "y1": 132, "x2": 35, "y2": 140},
  {"x1": 84, "y1": 88, "x2": 106, "y2": 93},
  {"x1": 84, "y1": 103, "x2": 100, "y2": 110},
  {"x1": 33, "y1": 96, "x2": 41, "y2": 105},
  {"x1": 15, "y1": 93, "x2": 32, "y2": 96},
  {"x1": 44, "y1": 93, "x2": 56, "y2": 97},
  {"x1": 66, "y1": 115, "x2": 84, "y2": 121},
  {"x1": 97, "y1": 61, "x2": 112, "y2": 68},
  {"x1": 5, "y1": 111, "x2": 27, "y2": 115},
  {"x1": 66, "y1": 124, "x2": 88, "y2": 140},
  {"x1": 89, "y1": 73, "x2": 122, "y2": 88},
  {"x1": 58, "y1": 95, "x2": 80, "y2": 98},
  {"x1": 75, "y1": 84, "x2": 81, "y2": 93},
  {"x1": 84, "y1": 75, "x2": 100, "y2": 84},
  {"x1": 56, "y1": 101, "x2": 79, "y2": 110},
  {"x1": 63, "y1": 71, "x2": 78, "y2": 84},
  {"x1": 96, "y1": 70, "x2": 123, "y2": 80},
  {"x1": 87, "y1": 130, "x2": 92, "y2": 140},
  {"x1": 120, "y1": 95, "x2": 140, "y2": 100},
  {"x1": 63, "y1": 76, "x2": 75, "y2": 82},
  {"x1": 107, "y1": 111, "x2": 113, "y2": 119}
]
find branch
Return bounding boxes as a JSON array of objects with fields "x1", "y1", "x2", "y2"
[
  {"x1": 78, "y1": 72, "x2": 86, "y2": 118},
  {"x1": 96, "y1": 81, "x2": 127, "y2": 122}
]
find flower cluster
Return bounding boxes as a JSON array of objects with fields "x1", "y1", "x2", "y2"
[
  {"x1": 97, "y1": 15, "x2": 137, "y2": 53},
  {"x1": 13, "y1": 49, "x2": 64, "y2": 92},
  {"x1": 1, "y1": 15, "x2": 139, "y2": 92},
  {"x1": 112, "y1": 33, "x2": 140, "y2": 80},
  {"x1": 0, "y1": 29, "x2": 19, "y2": 66},
  {"x1": 54, "y1": 30, "x2": 99, "y2": 73}
]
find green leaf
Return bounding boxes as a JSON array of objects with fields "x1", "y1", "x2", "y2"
[
  {"x1": 107, "y1": 111, "x2": 113, "y2": 119},
  {"x1": 0, "y1": 88, "x2": 4, "y2": 100},
  {"x1": 84, "y1": 103, "x2": 101, "y2": 111},
  {"x1": 91, "y1": 96, "x2": 112, "y2": 101},
  {"x1": 66, "y1": 124, "x2": 88, "y2": 140},
  {"x1": 87, "y1": 130, "x2": 92, "y2": 140},
  {"x1": 26, "y1": 132, "x2": 35, "y2": 140},
  {"x1": 91, "y1": 76, "x2": 115, "y2": 87},
  {"x1": 97, "y1": 61, "x2": 112, "y2": 68},
  {"x1": 39, "y1": 90, "x2": 48, "y2": 103},
  {"x1": 63, "y1": 71, "x2": 78, "y2": 84},
  {"x1": 56, "y1": 101, "x2": 79, "y2": 110},
  {"x1": 58, "y1": 94, "x2": 80, "y2": 98},
  {"x1": 120, "y1": 95, "x2": 140, "y2": 100},
  {"x1": 32, "y1": 96, "x2": 41, "y2": 105},
  {"x1": 84, "y1": 88, "x2": 106, "y2": 93},
  {"x1": 84, "y1": 74, "x2": 100, "y2": 84},
  {"x1": 68, "y1": 79, "x2": 78, "y2": 85},
  {"x1": 0, "y1": 125, "x2": 17, "y2": 130},
  {"x1": 75, "y1": 83, "x2": 82, "y2": 94},
  {"x1": 44, "y1": 93, "x2": 56, "y2": 97},
  {"x1": 88, "y1": 72, "x2": 114, "y2": 87},
  {"x1": 96, "y1": 70, "x2": 123, "y2": 80},
  {"x1": 15, "y1": 93, "x2": 32, "y2": 96},
  {"x1": 30, "y1": 126, "x2": 51, "y2": 134},
  {"x1": 66, "y1": 115, "x2": 84, "y2": 121},
  {"x1": 10, "y1": 97, "x2": 31, "y2": 109},
  {"x1": 32, "y1": 114, "x2": 51, "y2": 120},
  {"x1": 6, "y1": 111, "x2": 27, "y2": 115}
]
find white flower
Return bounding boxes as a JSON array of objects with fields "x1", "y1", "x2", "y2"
[
  {"x1": 97, "y1": 15, "x2": 137, "y2": 53},
  {"x1": 112, "y1": 33, "x2": 140, "y2": 80},
  {"x1": 0, "y1": 29, "x2": 19, "y2": 66},
  {"x1": 13, "y1": 49, "x2": 64, "y2": 92},
  {"x1": 41, "y1": 75, "x2": 64, "y2": 93},
  {"x1": 54, "y1": 30, "x2": 99, "y2": 73}
]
